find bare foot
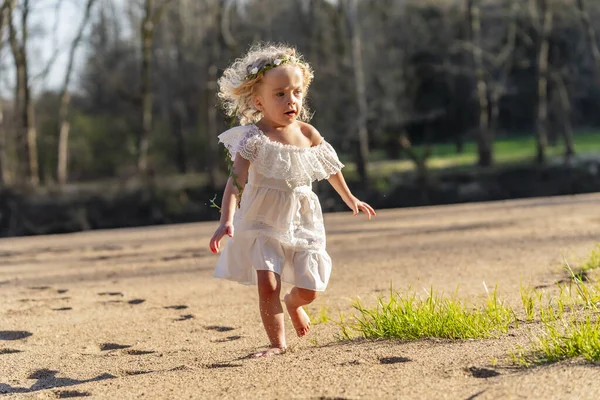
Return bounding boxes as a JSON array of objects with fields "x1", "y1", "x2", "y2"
[
  {"x1": 284, "y1": 294, "x2": 311, "y2": 337},
  {"x1": 252, "y1": 347, "x2": 286, "y2": 358}
]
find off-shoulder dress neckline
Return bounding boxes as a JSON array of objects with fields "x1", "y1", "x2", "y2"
[{"x1": 250, "y1": 124, "x2": 324, "y2": 151}]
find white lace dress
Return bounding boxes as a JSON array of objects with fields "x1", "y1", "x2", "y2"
[{"x1": 213, "y1": 124, "x2": 344, "y2": 291}]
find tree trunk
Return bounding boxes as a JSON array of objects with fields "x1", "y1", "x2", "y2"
[
  {"x1": 138, "y1": 0, "x2": 154, "y2": 175},
  {"x1": 206, "y1": 65, "x2": 219, "y2": 188},
  {"x1": 166, "y1": 2, "x2": 187, "y2": 174},
  {"x1": 57, "y1": 0, "x2": 97, "y2": 185},
  {"x1": 467, "y1": 0, "x2": 492, "y2": 167},
  {"x1": 26, "y1": 101, "x2": 38, "y2": 184},
  {"x1": 488, "y1": 0, "x2": 518, "y2": 141},
  {"x1": 221, "y1": 0, "x2": 237, "y2": 53},
  {"x1": 0, "y1": 98, "x2": 10, "y2": 186},
  {"x1": 8, "y1": 0, "x2": 38, "y2": 185},
  {"x1": 172, "y1": 104, "x2": 187, "y2": 174},
  {"x1": 137, "y1": 0, "x2": 173, "y2": 175},
  {"x1": 346, "y1": 0, "x2": 370, "y2": 188},
  {"x1": 552, "y1": 72, "x2": 575, "y2": 159},
  {"x1": 535, "y1": 0, "x2": 553, "y2": 164},
  {"x1": 205, "y1": 1, "x2": 225, "y2": 188},
  {"x1": 489, "y1": 91, "x2": 501, "y2": 141},
  {"x1": 577, "y1": 0, "x2": 600, "y2": 82},
  {"x1": 0, "y1": 1, "x2": 11, "y2": 185}
]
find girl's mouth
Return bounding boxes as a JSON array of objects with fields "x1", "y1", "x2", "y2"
[{"x1": 285, "y1": 111, "x2": 297, "y2": 116}]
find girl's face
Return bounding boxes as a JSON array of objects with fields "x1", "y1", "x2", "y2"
[{"x1": 253, "y1": 64, "x2": 304, "y2": 127}]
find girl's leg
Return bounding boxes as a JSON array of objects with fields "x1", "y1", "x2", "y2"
[
  {"x1": 284, "y1": 287, "x2": 317, "y2": 337},
  {"x1": 255, "y1": 270, "x2": 286, "y2": 357}
]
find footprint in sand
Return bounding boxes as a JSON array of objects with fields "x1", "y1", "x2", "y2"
[
  {"x1": 92, "y1": 244, "x2": 123, "y2": 252},
  {"x1": 379, "y1": 356, "x2": 411, "y2": 364},
  {"x1": 467, "y1": 366, "x2": 500, "y2": 378},
  {"x1": 0, "y1": 349, "x2": 23, "y2": 354},
  {"x1": 161, "y1": 254, "x2": 188, "y2": 262},
  {"x1": 204, "y1": 325, "x2": 234, "y2": 332},
  {"x1": 214, "y1": 335, "x2": 241, "y2": 343},
  {"x1": 124, "y1": 349, "x2": 155, "y2": 355},
  {"x1": 0, "y1": 331, "x2": 33, "y2": 341},
  {"x1": 318, "y1": 397, "x2": 350, "y2": 400},
  {"x1": 164, "y1": 305, "x2": 188, "y2": 310},
  {"x1": 99, "y1": 343, "x2": 131, "y2": 351},
  {"x1": 206, "y1": 362, "x2": 242, "y2": 369},
  {"x1": 339, "y1": 360, "x2": 364, "y2": 366},
  {"x1": 53, "y1": 389, "x2": 91, "y2": 398},
  {"x1": 97, "y1": 292, "x2": 123, "y2": 297},
  {"x1": 122, "y1": 370, "x2": 153, "y2": 376},
  {"x1": 52, "y1": 307, "x2": 72, "y2": 311},
  {"x1": 28, "y1": 286, "x2": 51, "y2": 290},
  {"x1": 127, "y1": 299, "x2": 145, "y2": 305},
  {"x1": 56, "y1": 289, "x2": 69, "y2": 294},
  {"x1": 175, "y1": 314, "x2": 194, "y2": 321}
]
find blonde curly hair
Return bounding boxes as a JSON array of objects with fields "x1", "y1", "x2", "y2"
[{"x1": 218, "y1": 42, "x2": 314, "y2": 126}]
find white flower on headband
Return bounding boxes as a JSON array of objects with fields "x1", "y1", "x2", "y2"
[
  {"x1": 250, "y1": 67, "x2": 259, "y2": 75},
  {"x1": 273, "y1": 59, "x2": 282, "y2": 66}
]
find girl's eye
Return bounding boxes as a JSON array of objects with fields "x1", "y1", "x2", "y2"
[
  {"x1": 294, "y1": 90, "x2": 303, "y2": 96},
  {"x1": 276, "y1": 92, "x2": 284, "y2": 97}
]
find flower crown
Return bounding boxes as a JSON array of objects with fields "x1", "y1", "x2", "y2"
[{"x1": 245, "y1": 55, "x2": 298, "y2": 80}]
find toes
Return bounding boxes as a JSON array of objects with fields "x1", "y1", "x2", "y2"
[{"x1": 298, "y1": 324, "x2": 310, "y2": 337}]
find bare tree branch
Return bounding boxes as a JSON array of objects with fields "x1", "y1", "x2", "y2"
[{"x1": 31, "y1": 0, "x2": 65, "y2": 88}]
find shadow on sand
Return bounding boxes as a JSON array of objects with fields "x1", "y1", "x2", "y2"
[{"x1": 0, "y1": 369, "x2": 115, "y2": 394}]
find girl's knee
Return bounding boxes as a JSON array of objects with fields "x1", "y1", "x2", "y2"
[
  {"x1": 296, "y1": 288, "x2": 318, "y2": 303},
  {"x1": 258, "y1": 282, "x2": 279, "y2": 297},
  {"x1": 256, "y1": 271, "x2": 280, "y2": 297}
]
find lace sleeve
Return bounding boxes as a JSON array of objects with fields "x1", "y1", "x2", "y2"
[
  {"x1": 218, "y1": 125, "x2": 261, "y2": 162},
  {"x1": 313, "y1": 141, "x2": 344, "y2": 179}
]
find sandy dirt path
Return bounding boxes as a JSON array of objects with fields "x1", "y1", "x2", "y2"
[{"x1": 1, "y1": 193, "x2": 600, "y2": 399}]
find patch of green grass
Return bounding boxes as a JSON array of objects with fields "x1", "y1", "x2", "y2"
[
  {"x1": 519, "y1": 284, "x2": 574, "y2": 325},
  {"x1": 344, "y1": 132, "x2": 600, "y2": 178},
  {"x1": 563, "y1": 260, "x2": 600, "y2": 309},
  {"x1": 510, "y1": 256, "x2": 600, "y2": 367},
  {"x1": 520, "y1": 285, "x2": 539, "y2": 322},
  {"x1": 581, "y1": 245, "x2": 600, "y2": 272},
  {"x1": 307, "y1": 305, "x2": 331, "y2": 325},
  {"x1": 511, "y1": 317, "x2": 600, "y2": 366},
  {"x1": 340, "y1": 286, "x2": 516, "y2": 341}
]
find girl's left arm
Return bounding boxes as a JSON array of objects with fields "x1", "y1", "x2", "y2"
[
  {"x1": 300, "y1": 121, "x2": 374, "y2": 218},
  {"x1": 327, "y1": 172, "x2": 376, "y2": 219}
]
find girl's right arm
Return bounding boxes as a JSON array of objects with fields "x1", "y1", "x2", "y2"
[{"x1": 209, "y1": 154, "x2": 250, "y2": 254}]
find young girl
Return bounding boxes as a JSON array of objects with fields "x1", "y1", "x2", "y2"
[{"x1": 209, "y1": 43, "x2": 375, "y2": 357}]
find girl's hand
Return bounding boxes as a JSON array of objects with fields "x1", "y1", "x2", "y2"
[
  {"x1": 343, "y1": 195, "x2": 376, "y2": 220},
  {"x1": 209, "y1": 222, "x2": 234, "y2": 254}
]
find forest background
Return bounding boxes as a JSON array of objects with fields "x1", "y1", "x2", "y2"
[{"x1": 1, "y1": 0, "x2": 600, "y2": 237}]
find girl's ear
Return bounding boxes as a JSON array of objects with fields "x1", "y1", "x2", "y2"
[{"x1": 253, "y1": 95, "x2": 263, "y2": 111}]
